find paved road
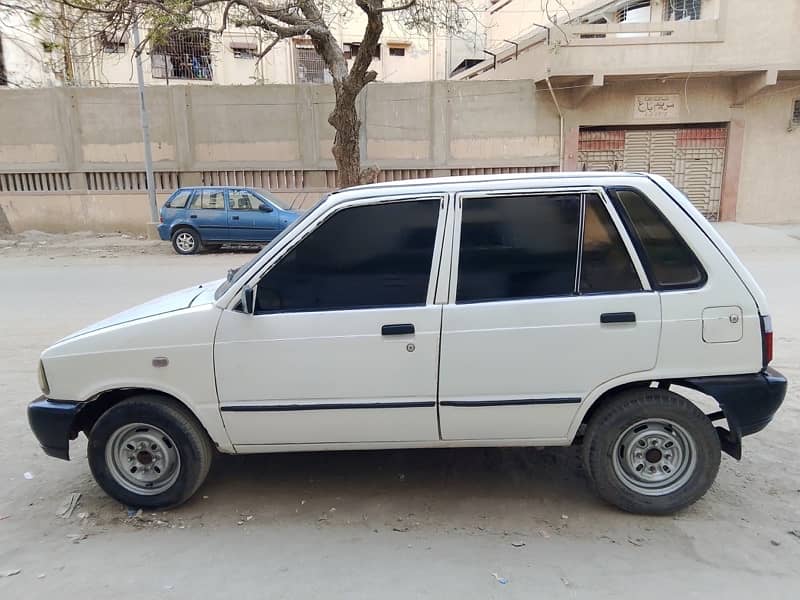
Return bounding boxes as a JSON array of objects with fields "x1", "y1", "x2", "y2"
[{"x1": 0, "y1": 225, "x2": 798, "y2": 599}]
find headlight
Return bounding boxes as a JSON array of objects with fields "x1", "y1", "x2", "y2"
[{"x1": 37, "y1": 361, "x2": 50, "y2": 396}]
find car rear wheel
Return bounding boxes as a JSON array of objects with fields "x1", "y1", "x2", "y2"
[
  {"x1": 171, "y1": 228, "x2": 202, "y2": 255},
  {"x1": 88, "y1": 395, "x2": 213, "y2": 508},
  {"x1": 582, "y1": 388, "x2": 720, "y2": 515}
]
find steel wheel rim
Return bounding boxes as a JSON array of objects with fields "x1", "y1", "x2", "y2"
[
  {"x1": 612, "y1": 418, "x2": 697, "y2": 496},
  {"x1": 106, "y1": 423, "x2": 181, "y2": 495},
  {"x1": 175, "y1": 232, "x2": 195, "y2": 252}
]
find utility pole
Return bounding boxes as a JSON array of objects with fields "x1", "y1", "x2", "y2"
[{"x1": 131, "y1": 15, "x2": 159, "y2": 229}]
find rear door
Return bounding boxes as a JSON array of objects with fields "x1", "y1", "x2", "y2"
[
  {"x1": 438, "y1": 189, "x2": 661, "y2": 441},
  {"x1": 188, "y1": 188, "x2": 229, "y2": 242}
]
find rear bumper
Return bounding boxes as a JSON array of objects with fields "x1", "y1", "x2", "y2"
[
  {"x1": 681, "y1": 367, "x2": 787, "y2": 458},
  {"x1": 27, "y1": 396, "x2": 82, "y2": 461},
  {"x1": 157, "y1": 223, "x2": 170, "y2": 241}
]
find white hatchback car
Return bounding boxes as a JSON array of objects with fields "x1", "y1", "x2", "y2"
[{"x1": 29, "y1": 173, "x2": 786, "y2": 514}]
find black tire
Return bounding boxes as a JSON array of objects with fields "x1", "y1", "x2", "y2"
[
  {"x1": 171, "y1": 227, "x2": 202, "y2": 255},
  {"x1": 582, "y1": 388, "x2": 720, "y2": 515},
  {"x1": 88, "y1": 395, "x2": 214, "y2": 508}
]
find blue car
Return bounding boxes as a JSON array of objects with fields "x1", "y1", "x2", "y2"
[{"x1": 158, "y1": 186, "x2": 301, "y2": 255}]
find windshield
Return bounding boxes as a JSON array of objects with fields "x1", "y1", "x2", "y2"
[
  {"x1": 253, "y1": 188, "x2": 292, "y2": 211},
  {"x1": 214, "y1": 194, "x2": 328, "y2": 300}
]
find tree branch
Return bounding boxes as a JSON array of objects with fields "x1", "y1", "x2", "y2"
[{"x1": 375, "y1": 0, "x2": 416, "y2": 13}]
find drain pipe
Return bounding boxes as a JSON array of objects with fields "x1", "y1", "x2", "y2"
[{"x1": 545, "y1": 72, "x2": 565, "y2": 171}]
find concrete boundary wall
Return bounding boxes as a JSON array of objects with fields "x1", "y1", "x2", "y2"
[{"x1": 0, "y1": 81, "x2": 560, "y2": 233}]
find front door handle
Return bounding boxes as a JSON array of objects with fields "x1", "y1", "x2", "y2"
[
  {"x1": 381, "y1": 323, "x2": 415, "y2": 336},
  {"x1": 601, "y1": 312, "x2": 636, "y2": 324},
  {"x1": 232, "y1": 215, "x2": 240, "y2": 221}
]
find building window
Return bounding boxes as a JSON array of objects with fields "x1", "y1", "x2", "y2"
[
  {"x1": 0, "y1": 32, "x2": 6, "y2": 86},
  {"x1": 295, "y1": 44, "x2": 326, "y2": 83},
  {"x1": 343, "y1": 42, "x2": 381, "y2": 60},
  {"x1": 792, "y1": 99, "x2": 800, "y2": 126},
  {"x1": 664, "y1": 0, "x2": 701, "y2": 21},
  {"x1": 151, "y1": 29, "x2": 213, "y2": 81},
  {"x1": 103, "y1": 42, "x2": 126, "y2": 54},
  {"x1": 616, "y1": 0, "x2": 651, "y2": 23},
  {"x1": 231, "y1": 42, "x2": 259, "y2": 59},
  {"x1": 389, "y1": 45, "x2": 406, "y2": 57}
]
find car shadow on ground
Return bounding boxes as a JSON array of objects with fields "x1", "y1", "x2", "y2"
[{"x1": 192, "y1": 445, "x2": 607, "y2": 525}]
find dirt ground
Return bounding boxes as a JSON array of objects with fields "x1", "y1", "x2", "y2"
[{"x1": 1, "y1": 225, "x2": 798, "y2": 599}]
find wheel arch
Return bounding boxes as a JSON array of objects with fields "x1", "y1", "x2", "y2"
[
  {"x1": 572, "y1": 376, "x2": 741, "y2": 459},
  {"x1": 74, "y1": 387, "x2": 213, "y2": 444},
  {"x1": 170, "y1": 223, "x2": 201, "y2": 239}
]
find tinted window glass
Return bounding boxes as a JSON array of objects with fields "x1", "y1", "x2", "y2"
[
  {"x1": 580, "y1": 194, "x2": 642, "y2": 294},
  {"x1": 192, "y1": 189, "x2": 225, "y2": 210},
  {"x1": 229, "y1": 190, "x2": 262, "y2": 211},
  {"x1": 256, "y1": 200, "x2": 439, "y2": 313},
  {"x1": 457, "y1": 194, "x2": 580, "y2": 303},
  {"x1": 168, "y1": 190, "x2": 193, "y2": 209},
  {"x1": 612, "y1": 189, "x2": 705, "y2": 289}
]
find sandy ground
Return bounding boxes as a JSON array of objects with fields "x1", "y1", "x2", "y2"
[{"x1": 0, "y1": 225, "x2": 799, "y2": 599}]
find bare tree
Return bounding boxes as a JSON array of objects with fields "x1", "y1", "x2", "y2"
[{"x1": 36, "y1": 0, "x2": 477, "y2": 187}]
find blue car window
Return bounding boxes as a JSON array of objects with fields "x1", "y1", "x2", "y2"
[
  {"x1": 193, "y1": 189, "x2": 225, "y2": 210},
  {"x1": 229, "y1": 190, "x2": 262, "y2": 210},
  {"x1": 168, "y1": 189, "x2": 192, "y2": 208}
]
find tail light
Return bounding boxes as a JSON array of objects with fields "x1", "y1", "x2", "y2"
[
  {"x1": 760, "y1": 315, "x2": 773, "y2": 367},
  {"x1": 159, "y1": 215, "x2": 164, "y2": 223}
]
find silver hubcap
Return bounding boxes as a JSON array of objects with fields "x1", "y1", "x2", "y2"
[
  {"x1": 175, "y1": 232, "x2": 195, "y2": 253},
  {"x1": 612, "y1": 419, "x2": 697, "y2": 496},
  {"x1": 106, "y1": 423, "x2": 181, "y2": 495}
]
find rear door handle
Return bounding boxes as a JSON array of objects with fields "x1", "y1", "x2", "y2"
[
  {"x1": 190, "y1": 214, "x2": 198, "y2": 219},
  {"x1": 381, "y1": 323, "x2": 415, "y2": 336},
  {"x1": 601, "y1": 312, "x2": 636, "y2": 324}
]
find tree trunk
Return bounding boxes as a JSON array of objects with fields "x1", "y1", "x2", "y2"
[{"x1": 328, "y1": 87, "x2": 362, "y2": 188}]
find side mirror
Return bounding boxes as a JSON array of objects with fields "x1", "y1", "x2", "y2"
[
  {"x1": 241, "y1": 286, "x2": 255, "y2": 315},
  {"x1": 259, "y1": 204, "x2": 273, "y2": 213}
]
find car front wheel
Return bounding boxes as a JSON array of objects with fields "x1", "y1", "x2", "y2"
[
  {"x1": 88, "y1": 395, "x2": 213, "y2": 508},
  {"x1": 582, "y1": 388, "x2": 721, "y2": 515},
  {"x1": 171, "y1": 228, "x2": 202, "y2": 255}
]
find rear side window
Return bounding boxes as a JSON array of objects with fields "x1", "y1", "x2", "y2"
[
  {"x1": 255, "y1": 199, "x2": 440, "y2": 313},
  {"x1": 457, "y1": 194, "x2": 581, "y2": 302},
  {"x1": 192, "y1": 189, "x2": 226, "y2": 210},
  {"x1": 167, "y1": 190, "x2": 192, "y2": 208},
  {"x1": 580, "y1": 194, "x2": 642, "y2": 294},
  {"x1": 610, "y1": 188, "x2": 705, "y2": 289}
]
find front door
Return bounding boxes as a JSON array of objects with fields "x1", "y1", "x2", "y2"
[
  {"x1": 228, "y1": 189, "x2": 277, "y2": 242},
  {"x1": 188, "y1": 188, "x2": 229, "y2": 241},
  {"x1": 438, "y1": 190, "x2": 661, "y2": 441},
  {"x1": 215, "y1": 196, "x2": 447, "y2": 446}
]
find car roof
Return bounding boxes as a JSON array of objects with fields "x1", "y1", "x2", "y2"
[
  {"x1": 326, "y1": 172, "x2": 648, "y2": 204},
  {"x1": 177, "y1": 186, "x2": 260, "y2": 191}
]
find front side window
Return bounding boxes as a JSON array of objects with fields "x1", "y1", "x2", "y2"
[
  {"x1": 229, "y1": 190, "x2": 262, "y2": 211},
  {"x1": 610, "y1": 188, "x2": 705, "y2": 289},
  {"x1": 192, "y1": 189, "x2": 225, "y2": 210},
  {"x1": 255, "y1": 199, "x2": 440, "y2": 313},
  {"x1": 167, "y1": 189, "x2": 192, "y2": 209},
  {"x1": 580, "y1": 194, "x2": 642, "y2": 294},
  {"x1": 457, "y1": 194, "x2": 581, "y2": 303}
]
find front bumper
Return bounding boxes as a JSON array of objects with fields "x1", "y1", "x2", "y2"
[
  {"x1": 682, "y1": 367, "x2": 787, "y2": 459},
  {"x1": 27, "y1": 396, "x2": 82, "y2": 461}
]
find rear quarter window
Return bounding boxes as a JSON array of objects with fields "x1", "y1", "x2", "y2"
[
  {"x1": 609, "y1": 188, "x2": 706, "y2": 290},
  {"x1": 167, "y1": 190, "x2": 192, "y2": 208}
]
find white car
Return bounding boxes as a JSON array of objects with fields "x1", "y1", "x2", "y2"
[{"x1": 28, "y1": 173, "x2": 786, "y2": 514}]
